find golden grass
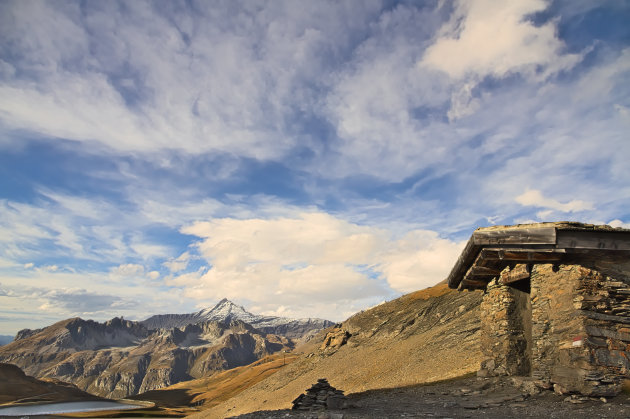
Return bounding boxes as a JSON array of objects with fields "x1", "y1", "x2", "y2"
[
  {"x1": 405, "y1": 282, "x2": 453, "y2": 301},
  {"x1": 133, "y1": 352, "x2": 298, "y2": 411}
]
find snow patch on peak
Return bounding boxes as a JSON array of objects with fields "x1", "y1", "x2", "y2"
[
  {"x1": 142, "y1": 298, "x2": 334, "y2": 339},
  {"x1": 197, "y1": 298, "x2": 252, "y2": 320}
]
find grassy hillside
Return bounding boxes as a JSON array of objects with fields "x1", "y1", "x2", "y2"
[
  {"x1": 132, "y1": 352, "x2": 299, "y2": 413},
  {"x1": 176, "y1": 283, "x2": 484, "y2": 418}
]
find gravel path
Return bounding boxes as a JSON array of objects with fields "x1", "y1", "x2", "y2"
[{"x1": 230, "y1": 375, "x2": 630, "y2": 418}]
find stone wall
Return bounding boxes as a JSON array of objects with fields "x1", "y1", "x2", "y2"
[
  {"x1": 479, "y1": 268, "x2": 531, "y2": 376},
  {"x1": 481, "y1": 263, "x2": 630, "y2": 396},
  {"x1": 574, "y1": 266, "x2": 630, "y2": 394},
  {"x1": 530, "y1": 265, "x2": 589, "y2": 389}
]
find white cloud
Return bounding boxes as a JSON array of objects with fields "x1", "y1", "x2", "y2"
[
  {"x1": 380, "y1": 230, "x2": 465, "y2": 292},
  {"x1": 0, "y1": 0, "x2": 382, "y2": 162},
  {"x1": 536, "y1": 210, "x2": 555, "y2": 220},
  {"x1": 0, "y1": 195, "x2": 173, "y2": 265},
  {"x1": 420, "y1": 0, "x2": 583, "y2": 122},
  {"x1": 110, "y1": 263, "x2": 145, "y2": 277},
  {"x1": 421, "y1": 0, "x2": 581, "y2": 81},
  {"x1": 515, "y1": 189, "x2": 594, "y2": 213},
  {"x1": 0, "y1": 267, "x2": 196, "y2": 333},
  {"x1": 447, "y1": 82, "x2": 480, "y2": 121},
  {"x1": 321, "y1": 4, "x2": 455, "y2": 180},
  {"x1": 608, "y1": 219, "x2": 630, "y2": 229},
  {"x1": 163, "y1": 252, "x2": 190, "y2": 273},
  {"x1": 175, "y1": 212, "x2": 462, "y2": 318}
]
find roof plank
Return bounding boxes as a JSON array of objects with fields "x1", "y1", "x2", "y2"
[
  {"x1": 446, "y1": 237, "x2": 480, "y2": 289},
  {"x1": 480, "y1": 248, "x2": 565, "y2": 262},
  {"x1": 469, "y1": 266, "x2": 502, "y2": 276},
  {"x1": 556, "y1": 231, "x2": 630, "y2": 251},
  {"x1": 446, "y1": 222, "x2": 630, "y2": 289},
  {"x1": 473, "y1": 227, "x2": 556, "y2": 246}
]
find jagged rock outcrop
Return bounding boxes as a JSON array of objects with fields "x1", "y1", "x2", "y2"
[
  {"x1": 319, "y1": 325, "x2": 351, "y2": 352},
  {"x1": 0, "y1": 317, "x2": 294, "y2": 399}
]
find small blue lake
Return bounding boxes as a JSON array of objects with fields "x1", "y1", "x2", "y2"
[{"x1": 0, "y1": 399, "x2": 153, "y2": 416}]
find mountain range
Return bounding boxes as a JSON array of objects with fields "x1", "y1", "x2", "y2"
[
  {"x1": 127, "y1": 282, "x2": 484, "y2": 418},
  {"x1": 0, "y1": 299, "x2": 332, "y2": 398},
  {"x1": 141, "y1": 298, "x2": 333, "y2": 339}
]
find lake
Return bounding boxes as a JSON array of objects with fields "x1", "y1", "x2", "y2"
[{"x1": 0, "y1": 399, "x2": 153, "y2": 416}]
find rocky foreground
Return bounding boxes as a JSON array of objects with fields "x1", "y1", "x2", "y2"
[
  {"x1": 189, "y1": 283, "x2": 484, "y2": 418},
  {"x1": 232, "y1": 375, "x2": 630, "y2": 418}
]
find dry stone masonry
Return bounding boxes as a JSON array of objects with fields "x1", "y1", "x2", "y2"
[
  {"x1": 291, "y1": 378, "x2": 348, "y2": 411},
  {"x1": 479, "y1": 263, "x2": 630, "y2": 396},
  {"x1": 448, "y1": 222, "x2": 630, "y2": 397},
  {"x1": 479, "y1": 269, "x2": 531, "y2": 377}
]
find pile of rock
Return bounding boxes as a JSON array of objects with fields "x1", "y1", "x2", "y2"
[
  {"x1": 292, "y1": 378, "x2": 348, "y2": 411},
  {"x1": 319, "y1": 325, "x2": 351, "y2": 352}
]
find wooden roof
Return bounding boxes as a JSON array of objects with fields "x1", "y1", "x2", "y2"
[{"x1": 447, "y1": 222, "x2": 630, "y2": 290}]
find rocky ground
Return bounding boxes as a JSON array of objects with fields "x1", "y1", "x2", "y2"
[
  {"x1": 192, "y1": 285, "x2": 484, "y2": 418},
  {"x1": 230, "y1": 375, "x2": 630, "y2": 418}
]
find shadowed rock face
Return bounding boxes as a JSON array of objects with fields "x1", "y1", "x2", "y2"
[
  {"x1": 0, "y1": 363, "x2": 102, "y2": 404},
  {"x1": 0, "y1": 317, "x2": 294, "y2": 399}
]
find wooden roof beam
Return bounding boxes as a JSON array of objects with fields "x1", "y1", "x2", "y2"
[
  {"x1": 473, "y1": 227, "x2": 556, "y2": 246},
  {"x1": 556, "y1": 230, "x2": 630, "y2": 251},
  {"x1": 479, "y1": 248, "x2": 566, "y2": 263},
  {"x1": 459, "y1": 278, "x2": 489, "y2": 290},
  {"x1": 469, "y1": 266, "x2": 502, "y2": 276}
]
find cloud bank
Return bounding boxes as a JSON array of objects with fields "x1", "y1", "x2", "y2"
[{"x1": 176, "y1": 213, "x2": 463, "y2": 320}]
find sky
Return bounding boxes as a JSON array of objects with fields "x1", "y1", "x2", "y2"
[{"x1": 0, "y1": 0, "x2": 629, "y2": 335}]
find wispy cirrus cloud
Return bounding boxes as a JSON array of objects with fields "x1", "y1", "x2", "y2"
[{"x1": 515, "y1": 189, "x2": 594, "y2": 213}]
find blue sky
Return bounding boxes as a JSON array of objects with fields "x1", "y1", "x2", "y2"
[{"x1": 1, "y1": 0, "x2": 629, "y2": 335}]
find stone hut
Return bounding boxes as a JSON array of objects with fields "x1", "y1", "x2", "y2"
[{"x1": 446, "y1": 222, "x2": 630, "y2": 396}]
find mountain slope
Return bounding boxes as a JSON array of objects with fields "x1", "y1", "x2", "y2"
[
  {"x1": 0, "y1": 363, "x2": 102, "y2": 404},
  {"x1": 0, "y1": 317, "x2": 293, "y2": 399},
  {"x1": 131, "y1": 353, "x2": 299, "y2": 410},
  {"x1": 189, "y1": 283, "x2": 483, "y2": 418},
  {"x1": 141, "y1": 298, "x2": 334, "y2": 339}
]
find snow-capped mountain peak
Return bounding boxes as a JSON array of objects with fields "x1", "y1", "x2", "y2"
[
  {"x1": 141, "y1": 298, "x2": 334, "y2": 339},
  {"x1": 196, "y1": 298, "x2": 255, "y2": 322}
]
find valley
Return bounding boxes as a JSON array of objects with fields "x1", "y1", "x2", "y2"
[{"x1": 3, "y1": 283, "x2": 627, "y2": 418}]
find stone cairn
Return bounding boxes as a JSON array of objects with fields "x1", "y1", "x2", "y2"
[{"x1": 292, "y1": 378, "x2": 348, "y2": 411}]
